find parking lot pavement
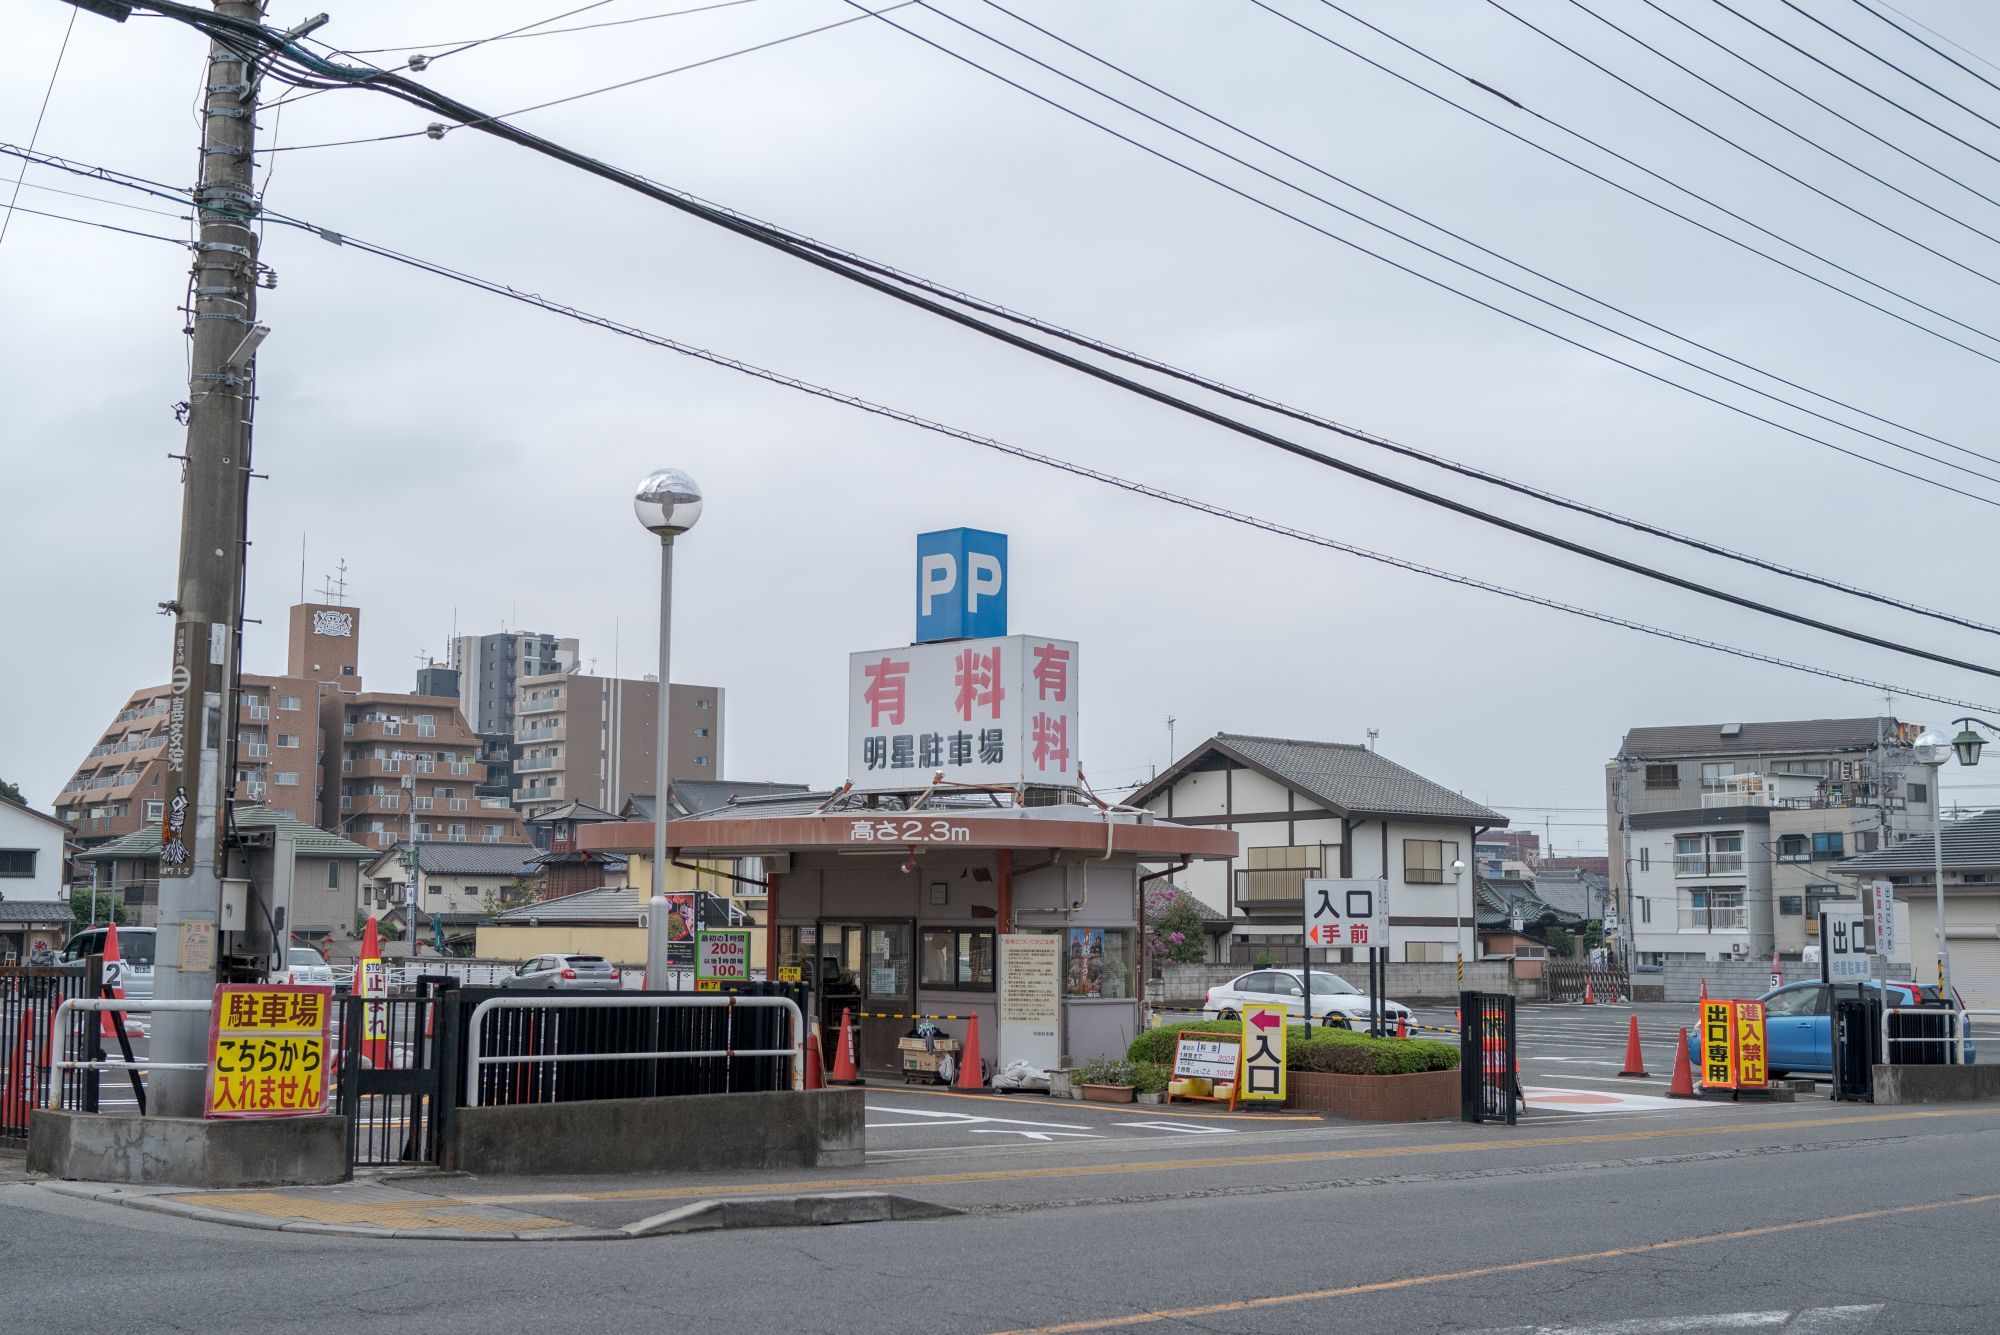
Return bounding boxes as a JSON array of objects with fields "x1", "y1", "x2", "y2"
[{"x1": 861, "y1": 1086, "x2": 1322, "y2": 1155}]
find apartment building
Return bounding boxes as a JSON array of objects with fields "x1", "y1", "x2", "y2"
[
  {"x1": 1607, "y1": 717, "x2": 1931, "y2": 965},
  {"x1": 448, "y1": 630, "x2": 578, "y2": 800},
  {"x1": 514, "y1": 674, "x2": 723, "y2": 820},
  {"x1": 330, "y1": 692, "x2": 525, "y2": 851}
]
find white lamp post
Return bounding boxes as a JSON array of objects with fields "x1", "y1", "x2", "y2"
[
  {"x1": 1912, "y1": 730, "x2": 1952, "y2": 1002},
  {"x1": 1451, "y1": 858, "x2": 1468, "y2": 989},
  {"x1": 634, "y1": 469, "x2": 703, "y2": 987}
]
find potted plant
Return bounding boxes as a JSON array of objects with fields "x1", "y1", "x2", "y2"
[
  {"x1": 1130, "y1": 1060, "x2": 1171, "y2": 1105},
  {"x1": 1075, "y1": 1059, "x2": 1139, "y2": 1103}
]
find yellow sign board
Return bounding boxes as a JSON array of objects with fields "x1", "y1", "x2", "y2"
[
  {"x1": 695, "y1": 978, "x2": 721, "y2": 993},
  {"x1": 1239, "y1": 1005, "x2": 1288, "y2": 1104},
  {"x1": 1699, "y1": 1000, "x2": 1736, "y2": 1090},
  {"x1": 1732, "y1": 1000, "x2": 1768, "y2": 1089},
  {"x1": 777, "y1": 967, "x2": 803, "y2": 983},
  {"x1": 204, "y1": 985, "x2": 331, "y2": 1119}
]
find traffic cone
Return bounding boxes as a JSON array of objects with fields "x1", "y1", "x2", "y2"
[
  {"x1": 1666, "y1": 1026, "x2": 1698, "y2": 1098},
  {"x1": 99, "y1": 921, "x2": 127, "y2": 1039},
  {"x1": 356, "y1": 918, "x2": 389, "y2": 1070},
  {"x1": 828, "y1": 1007, "x2": 862, "y2": 1085},
  {"x1": 1617, "y1": 1014, "x2": 1650, "y2": 1077},
  {"x1": 1583, "y1": 977, "x2": 1595, "y2": 1006},
  {"x1": 956, "y1": 1013, "x2": 986, "y2": 1090},
  {"x1": 1699, "y1": 976, "x2": 1708, "y2": 1004},
  {"x1": 804, "y1": 1021, "x2": 825, "y2": 1090},
  {"x1": 1395, "y1": 1014, "x2": 1409, "y2": 1039},
  {"x1": 3, "y1": 1012, "x2": 31, "y2": 1127}
]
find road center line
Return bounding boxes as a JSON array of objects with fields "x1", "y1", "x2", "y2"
[{"x1": 983, "y1": 1196, "x2": 1999, "y2": 1334}]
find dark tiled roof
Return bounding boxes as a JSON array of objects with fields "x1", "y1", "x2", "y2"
[
  {"x1": 684, "y1": 791, "x2": 842, "y2": 821},
  {"x1": 1476, "y1": 877, "x2": 1578, "y2": 927},
  {"x1": 523, "y1": 801, "x2": 619, "y2": 825},
  {"x1": 1137, "y1": 734, "x2": 1503, "y2": 824},
  {"x1": 491, "y1": 886, "x2": 642, "y2": 924},
  {"x1": 1620, "y1": 717, "x2": 1902, "y2": 759},
  {"x1": 78, "y1": 806, "x2": 375, "y2": 863},
  {"x1": 627, "y1": 781, "x2": 817, "y2": 822},
  {"x1": 1148, "y1": 887, "x2": 1232, "y2": 928},
  {"x1": 1533, "y1": 869, "x2": 1610, "y2": 920},
  {"x1": 0, "y1": 900, "x2": 73, "y2": 924},
  {"x1": 1837, "y1": 810, "x2": 2000, "y2": 871},
  {"x1": 404, "y1": 843, "x2": 542, "y2": 877}
]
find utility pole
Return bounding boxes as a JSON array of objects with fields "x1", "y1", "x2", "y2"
[{"x1": 150, "y1": 0, "x2": 266, "y2": 1116}]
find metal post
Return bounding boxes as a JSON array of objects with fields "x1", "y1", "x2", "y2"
[
  {"x1": 646, "y1": 537, "x2": 674, "y2": 986},
  {"x1": 1932, "y1": 790, "x2": 1951, "y2": 1005},
  {"x1": 152, "y1": 0, "x2": 263, "y2": 1116}
]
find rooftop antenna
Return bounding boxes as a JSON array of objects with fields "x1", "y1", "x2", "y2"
[
  {"x1": 1165, "y1": 715, "x2": 1177, "y2": 765},
  {"x1": 298, "y1": 532, "x2": 306, "y2": 604},
  {"x1": 314, "y1": 558, "x2": 349, "y2": 606}
]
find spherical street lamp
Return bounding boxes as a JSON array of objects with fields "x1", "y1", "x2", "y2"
[
  {"x1": 633, "y1": 468, "x2": 702, "y2": 987},
  {"x1": 1912, "y1": 730, "x2": 1953, "y2": 1005}
]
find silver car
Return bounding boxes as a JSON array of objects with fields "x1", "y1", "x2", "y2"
[
  {"x1": 60, "y1": 926, "x2": 156, "y2": 1004},
  {"x1": 500, "y1": 953, "x2": 622, "y2": 990}
]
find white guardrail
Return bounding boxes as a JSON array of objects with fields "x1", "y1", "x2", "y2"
[
  {"x1": 51, "y1": 999, "x2": 214, "y2": 1077},
  {"x1": 1880, "y1": 1007, "x2": 1993, "y2": 1067},
  {"x1": 463, "y1": 994, "x2": 807, "y2": 1106}
]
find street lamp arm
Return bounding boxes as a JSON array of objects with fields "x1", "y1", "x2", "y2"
[{"x1": 1947, "y1": 718, "x2": 1998, "y2": 768}]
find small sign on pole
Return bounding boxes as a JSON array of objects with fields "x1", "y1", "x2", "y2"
[
  {"x1": 1239, "y1": 1005, "x2": 1288, "y2": 1106},
  {"x1": 1820, "y1": 910, "x2": 1869, "y2": 984},
  {"x1": 696, "y1": 929, "x2": 751, "y2": 989},
  {"x1": 1733, "y1": 1000, "x2": 1768, "y2": 1091},
  {"x1": 1303, "y1": 877, "x2": 1389, "y2": 949},
  {"x1": 1871, "y1": 880, "x2": 1897, "y2": 958},
  {"x1": 204, "y1": 984, "x2": 332, "y2": 1118}
]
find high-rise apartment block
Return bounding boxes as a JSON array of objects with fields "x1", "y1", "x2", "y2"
[{"x1": 514, "y1": 675, "x2": 723, "y2": 820}]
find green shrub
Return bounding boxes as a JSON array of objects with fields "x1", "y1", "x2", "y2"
[
  {"x1": 1075, "y1": 1058, "x2": 1136, "y2": 1086},
  {"x1": 1128, "y1": 1019, "x2": 1457, "y2": 1075}
]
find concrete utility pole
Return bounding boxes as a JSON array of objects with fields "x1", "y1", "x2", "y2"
[{"x1": 151, "y1": 0, "x2": 265, "y2": 1116}]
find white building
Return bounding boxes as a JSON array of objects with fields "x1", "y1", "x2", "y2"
[
  {"x1": 1128, "y1": 734, "x2": 1503, "y2": 967},
  {"x1": 1835, "y1": 809, "x2": 2000, "y2": 1008},
  {"x1": 0, "y1": 795, "x2": 69, "y2": 902}
]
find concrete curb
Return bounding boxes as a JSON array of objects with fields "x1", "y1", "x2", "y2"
[{"x1": 35, "y1": 1180, "x2": 957, "y2": 1242}]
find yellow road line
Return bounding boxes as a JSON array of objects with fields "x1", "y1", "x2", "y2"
[
  {"x1": 453, "y1": 1106, "x2": 1998, "y2": 1208},
  {"x1": 985, "y1": 1192, "x2": 2000, "y2": 1333}
]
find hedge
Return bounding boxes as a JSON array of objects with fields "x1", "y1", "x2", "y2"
[{"x1": 1128, "y1": 1019, "x2": 1457, "y2": 1076}]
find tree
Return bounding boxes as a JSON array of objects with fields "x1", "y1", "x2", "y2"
[
  {"x1": 1143, "y1": 883, "x2": 1211, "y2": 967},
  {"x1": 481, "y1": 874, "x2": 539, "y2": 919},
  {"x1": 69, "y1": 885, "x2": 127, "y2": 927},
  {"x1": 1544, "y1": 925, "x2": 1576, "y2": 958},
  {"x1": 0, "y1": 778, "x2": 23, "y2": 805}
]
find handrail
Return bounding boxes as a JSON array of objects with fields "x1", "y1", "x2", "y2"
[
  {"x1": 51, "y1": 998, "x2": 214, "y2": 1076},
  {"x1": 463, "y1": 994, "x2": 806, "y2": 1106},
  {"x1": 1880, "y1": 1005, "x2": 1990, "y2": 1067}
]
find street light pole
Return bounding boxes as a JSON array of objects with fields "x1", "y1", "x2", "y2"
[
  {"x1": 1451, "y1": 858, "x2": 1467, "y2": 990},
  {"x1": 1913, "y1": 732, "x2": 1952, "y2": 1001},
  {"x1": 634, "y1": 470, "x2": 703, "y2": 989}
]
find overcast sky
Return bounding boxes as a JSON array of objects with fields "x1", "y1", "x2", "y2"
[{"x1": 7, "y1": 0, "x2": 2000, "y2": 856}]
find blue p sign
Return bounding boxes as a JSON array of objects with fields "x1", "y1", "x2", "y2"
[{"x1": 915, "y1": 528, "x2": 1008, "y2": 643}]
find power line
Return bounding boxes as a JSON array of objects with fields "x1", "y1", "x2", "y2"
[
  {"x1": 956, "y1": 0, "x2": 2000, "y2": 478},
  {"x1": 0, "y1": 200, "x2": 186, "y2": 246},
  {"x1": 15, "y1": 135, "x2": 1997, "y2": 645},
  {"x1": 1484, "y1": 0, "x2": 2000, "y2": 293},
  {"x1": 1779, "y1": 0, "x2": 2000, "y2": 137},
  {"x1": 1289, "y1": 0, "x2": 2000, "y2": 364},
  {"x1": 337, "y1": 0, "x2": 769, "y2": 57},
  {"x1": 1852, "y1": 0, "x2": 2000, "y2": 87},
  {"x1": 855, "y1": 1, "x2": 2000, "y2": 498},
  {"x1": 0, "y1": 9, "x2": 78, "y2": 252},
  {"x1": 88, "y1": 4, "x2": 2000, "y2": 684}
]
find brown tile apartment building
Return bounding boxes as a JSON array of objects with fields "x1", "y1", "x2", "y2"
[
  {"x1": 514, "y1": 674, "x2": 722, "y2": 820},
  {"x1": 331, "y1": 691, "x2": 524, "y2": 850}
]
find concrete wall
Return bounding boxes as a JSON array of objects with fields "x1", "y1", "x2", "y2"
[
  {"x1": 444, "y1": 1089, "x2": 863, "y2": 1176},
  {"x1": 1654, "y1": 958, "x2": 1912, "y2": 1003},
  {"x1": 1154, "y1": 961, "x2": 1515, "y2": 1006},
  {"x1": 28, "y1": 1112, "x2": 349, "y2": 1187},
  {"x1": 475, "y1": 923, "x2": 647, "y2": 965},
  {"x1": 1873, "y1": 1063, "x2": 2000, "y2": 1104}
]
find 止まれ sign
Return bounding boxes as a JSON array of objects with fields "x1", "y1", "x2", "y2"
[
  {"x1": 204, "y1": 984, "x2": 331, "y2": 1118},
  {"x1": 1303, "y1": 877, "x2": 1389, "y2": 948},
  {"x1": 696, "y1": 929, "x2": 751, "y2": 985},
  {"x1": 848, "y1": 635, "x2": 1079, "y2": 791},
  {"x1": 1239, "y1": 1005, "x2": 1288, "y2": 1104}
]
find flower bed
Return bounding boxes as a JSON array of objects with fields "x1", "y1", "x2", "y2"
[
  {"x1": 1129, "y1": 1019, "x2": 1459, "y2": 1121},
  {"x1": 1286, "y1": 1068, "x2": 1458, "y2": 1120}
]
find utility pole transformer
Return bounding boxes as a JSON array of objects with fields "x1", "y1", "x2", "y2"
[{"x1": 151, "y1": 0, "x2": 265, "y2": 1115}]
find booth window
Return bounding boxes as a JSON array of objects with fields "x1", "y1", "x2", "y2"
[
  {"x1": 920, "y1": 929, "x2": 996, "y2": 990},
  {"x1": 1066, "y1": 928, "x2": 1134, "y2": 999}
]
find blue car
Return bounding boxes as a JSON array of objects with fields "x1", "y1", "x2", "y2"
[{"x1": 1684, "y1": 981, "x2": 1976, "y2": 1077}]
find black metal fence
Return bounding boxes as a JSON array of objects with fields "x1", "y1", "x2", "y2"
[
  {"x1": 1459, "y1": 990, "x2": 1518, "y2": 1125},
  {"x1": 0, "y1": 965, "x2": 102, "y2": 1140},
  {"x1": 454, "y1": 980, "x2": 809, "y2": 1110},
  {"x1": 338, "y1": 983, "x2": 454, "y2": 1167}
]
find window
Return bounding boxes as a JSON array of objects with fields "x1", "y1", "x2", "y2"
[
  {"x1": 274, "y1": 772, "x2": 299, "y2": 787},
  {"x1": 1403, "y1": 839, "x2": 1458, "y2": 884},
  {"x1": 1770, "y1": 760, "x2": 1829, "y2": 778},
  {"x1": 1779, "y1": 895, "x2": 1804, "y2": 916},
  {"x1": 428, "y1": 881, "x2": 443, "y2": 895},
  {"x1": 1811, "y1": 832, "x2": 1844, "y2": 858},
  {"x1": 1066, "y1": 927, "x2": 1133, "y2": 998},
  {"x1": 144, "y1": 800, "x2": 164, "y2": 822},
  {"x1": 919, "y1": 928, "x2": 996, "y2": 990},
  {"x1": 449, "y1": 824, "x2": 466, "y2": 841},
  {"x1": 1639, "y1": 897, "x2": 1652, "y2": 924},
  {"x1": 0, "y1": 850, "x2": 35, "y2": 878},
  {"x1": 1405, "y1": 941, "x2": 1447, "y2": 963},
  {"x1": 1680, "y1": 889, "x2": 1746, "y2": 931},
  {"x1": 1908, "y1": 782, "x2": 1929, "y2": 805},
  {"x1": 1764, "y1": 986, "x2": 1823, "y2": 1018},
  {"x1": 1805, "y1": 885, "x2": 1840, "y2": 927},
  {"x1": 696, "y1": 698, "x2": 713, "y2": 710},
  {"x1": 1700, "y1": 762, "x2": 1738, "y2": 792},
  {"x1": 1777, "y1": 834, "x2": 1810, "y2": 862},
  {"x1": 1638, "y1": 847, "x2": 1650, "y2": 871},
  {"x1": 483, "y1": 825, "x2": 503, "y2": 842},
  {"x1": 278, "y1": 695, "x2": 302, "y2": 711},
  {"x1": 1676, "y1": 833, "x2": 1743, "y2": 876},
  {"x1": 277, "y1": 733, "x2": 299, "y2": 748},
  {"x1": 1674, "y1": 835, "x2": 1705, "y2": 876},
  {"x1": 1854, "y1": 830, "x2": 1879, "y2": 854},
  {"x1": 694, "y1": 727, "x2": 711, "y2": 738},
  {"x1": 1644, "y1": 763, "x2": 1679, "y2": 790},
  {"x1": 327, "y1": 861, "x2": 340, "y2": 889}
]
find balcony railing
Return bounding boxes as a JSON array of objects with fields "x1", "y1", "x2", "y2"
[
  {"x1": 519, "y1": 697, "x2": 562, "y2": 714},
  {"x1": 1232, "y1": 866, "x2": 1321, "y2": 908},
  {"x1": 449, "y1": 763, "x2": 473, "y2": 776},
  {"x1": 518, "y1": 756, "x2": 557, "y2": 772},
  {"x1": 245, "y1": 705, "x2": 271, "y2": 720},
  {"x1": 1674, "y1": 853, "x2": 1744, "y2": 877},
  {"x1": 1678, "y1": 904, "x2": 1749, "y2": 931}
]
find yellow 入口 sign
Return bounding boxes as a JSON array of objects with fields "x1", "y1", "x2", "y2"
[
  {"x1": 1732, "y1": 1000, "x2": 1768, "y2": 1089},
  {"x1": 1699, "y1": 1000, "x2": 1736, "y2": 1090},
  {"x1": 1239, "y1": 1005, "x2": 1288, "y2": 1104},
  {"x1": 204, "y1": 984, "x2": 332, "y2": 1119}
]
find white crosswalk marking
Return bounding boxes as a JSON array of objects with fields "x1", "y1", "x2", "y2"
[
  {"x1": 1114, "y1": 1120, "x2": 1235, "y2": 1135},
  {"x1": 1463, "y1": 1305, "x2": 1882, "y2": 1334}
]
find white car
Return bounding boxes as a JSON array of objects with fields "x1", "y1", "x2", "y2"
[
  {"x1": 1203, "y1": 968, "x2": 1413, "y2": 1030},
  {"x1": 277, "y1": 947, "x2": 336, "y2": 988}
]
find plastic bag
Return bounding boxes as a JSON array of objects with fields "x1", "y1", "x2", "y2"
[{"x1": 990, "y1": 1059, "x2": 1052, "y2": 1091}]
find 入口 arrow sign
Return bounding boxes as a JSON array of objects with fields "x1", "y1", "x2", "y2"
[{"x1": 1249, "y1": 1010, "x2": 1281, "y2": 1031}]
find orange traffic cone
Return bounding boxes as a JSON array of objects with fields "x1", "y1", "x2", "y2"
[
  {"x1": 1583, "y1": 977, "x2": 1595, "y2": 1006},
  {"x1": 1395, "y1": 1014, "x2": 1409, "y2": 1039},
  {"x1": 1617, "y1": 1014, "x2": 1650, "y2": 1077},
  {"x1": 355, "y1": 918, "x2": 389, "y2": 1070},
  {"x1": 3, "y1": 1012, "x2": 31, "y2": 1127},
  {"x1": 1699, "y1": 976, "x2": 1708, "y2": 1004},
  {"x1": 804, "y1": 1022, "x2": 825, "y2": 1090},
  {"x1": 955, "y1": 1013, "x2": 985, "y2": 1090},
  {"x1": 1666, "y1": 1026, "x2": 1698, "y2": 1098},
  {"x1": 99, "y1": 921, "x2": 127, "y2": 1039},
  {"x1": 828, "y1": 1007, "x2": 862, "y2": 1085}
]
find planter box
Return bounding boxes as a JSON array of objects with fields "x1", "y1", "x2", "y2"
[
  {"x1": 1286, "y1": 1068, "x2": 1458, "y2": 1121},
  {"x1": 1081, "y1": 1082, "x2": 1136, "y2": 1104},
  {"x1": 1135, "y1": 1091, "x2": 1164, "y2": 1106}
]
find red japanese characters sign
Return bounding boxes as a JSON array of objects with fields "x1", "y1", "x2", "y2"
[
  {"x1": 204, "y1": 984, "x2": 332, "y2": 1119},
  {"x1": 848, "y1": 636, "x2": 1079, "y2": 790}
]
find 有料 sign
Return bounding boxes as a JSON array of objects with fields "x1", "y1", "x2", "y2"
[
  {"x1": 848, "y1": 635, "x2": 1079, "y2": 790},
  {"x1": 204, "y1": 984, "x2": 331, "y2": 1118}
]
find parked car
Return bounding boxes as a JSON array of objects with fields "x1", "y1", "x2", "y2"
[
  {"x1": 276, "y1": 946, "x2": 336, "y2": 988},
  {"x1": 1203, "y1": 968, "x2": 1413, "y2": 1029},
  {"x1": 1684, "y1": 980, "x2": 1977, "y2": 1076},
  {"x1": 500, "y1": 954, "x2": 622, "y2": 990},
  {"x1": 59, "y1": 926, "x2": 156, "y2": 1004}
]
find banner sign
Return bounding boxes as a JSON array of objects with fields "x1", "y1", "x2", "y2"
[
  {"x1": 1871, "y1": 881, "x2": 1897, "y2": 957},
  {"x1": 1732, "y1": 1000, "x2": 1768, "y2": 1090},
  {"x1": 848, "y1": 636, "x2": 1079, "y2": 790},
  {"x1": 1699, "y1": 999, "x2": 1736, "y2": 1090},
  {"x1": 158, "y1": 619, "x2": 207, "y2": 879},
  {"x1": 1239, "y1": 1005, "x2": 1288, "y2": 1104},
  {"x1": 204, "y1": 984, "x2": 331, "y2": 1118}
]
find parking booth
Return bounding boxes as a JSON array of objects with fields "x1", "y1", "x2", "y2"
[{"x1": 584, "y1": 802, "x2": 1234, "y2": 1079}]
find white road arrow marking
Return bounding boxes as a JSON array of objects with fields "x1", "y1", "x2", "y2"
[
  {"x1": 968, "y1": 1130, "x2": 1101, "y2": 1141},
  {"x1": 1114, "y1": 1120, "x2": 1236, "y2": 1135}
]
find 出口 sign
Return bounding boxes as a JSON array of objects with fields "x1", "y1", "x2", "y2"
[
  {"x1": 848, "y1": 636, "x2": 1079, "y2": 791},
  {"x1": 204, "y1": 984, "x2": 331, "y2": 1118}
]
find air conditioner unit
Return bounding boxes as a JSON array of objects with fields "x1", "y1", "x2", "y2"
[{"x1": 1730, "y1": 942, "x2": 1749, "y2": 958}]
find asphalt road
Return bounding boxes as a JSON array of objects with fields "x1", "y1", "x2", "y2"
[{"x1": 7, "y1": 1105, "x2": 1998, "y2": 1334}]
